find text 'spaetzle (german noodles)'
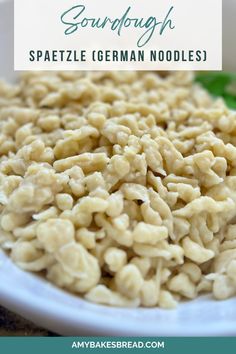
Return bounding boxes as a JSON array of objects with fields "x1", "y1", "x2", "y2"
[{"x1": 0, "y1": 71, "x2": 236, "y2": 308}]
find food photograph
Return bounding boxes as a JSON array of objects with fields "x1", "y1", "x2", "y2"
[{"x1": 0, "y1": 0, "x2": 236, "y2": 341}]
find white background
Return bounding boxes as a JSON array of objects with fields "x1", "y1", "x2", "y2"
[{"x1": 14, "y1": 0, "x2": 222, "y2": 70}]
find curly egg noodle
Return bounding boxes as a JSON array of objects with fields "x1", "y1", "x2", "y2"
[{"x1": 0, "y1": 71, "x2": 236, "y2": 308}]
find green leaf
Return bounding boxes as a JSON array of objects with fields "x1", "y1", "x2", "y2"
[{"x1": 195, "y1": 72, "x2": 236, "y2": 109}]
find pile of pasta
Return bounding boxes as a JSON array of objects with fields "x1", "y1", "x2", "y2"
[{"x1": 0, "y1": 71, "x2": 236, "y2": 308}]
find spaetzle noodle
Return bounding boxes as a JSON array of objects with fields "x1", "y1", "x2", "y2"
[{"x1": 0, "y1": 71, "x2": 236, "y2": 308}]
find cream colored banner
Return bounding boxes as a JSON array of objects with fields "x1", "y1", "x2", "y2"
[{"x1": 14, "y1": 0, "x2": 222, "y2": 70}]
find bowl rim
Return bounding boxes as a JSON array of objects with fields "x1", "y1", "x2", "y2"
[{"x1": 0, "y1": 250, "x2": 236, "y2": 336}]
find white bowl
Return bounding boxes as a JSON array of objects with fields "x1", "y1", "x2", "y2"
[
  {"x1": 0, "y1": 249, "x2": 236, "y2": 336},
  {"x1": 0, "y1": 0, "x2": 236, "y2": 336}
]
